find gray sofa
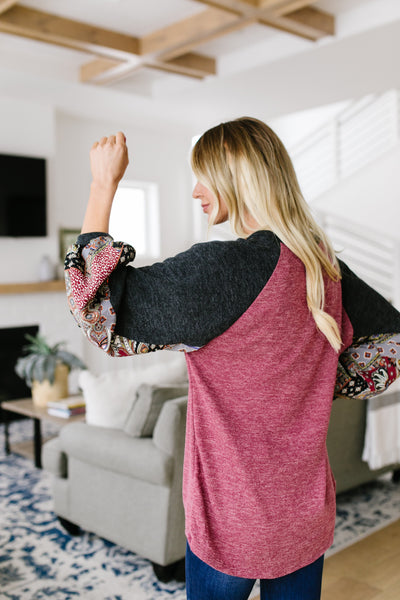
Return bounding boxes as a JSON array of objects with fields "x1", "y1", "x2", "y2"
[
  {"x1": 43, "y1": 388, "x2": 399, "y2": 582},
  {"x1": 328, "y1": 395, "x2": 400, "y2": 494}
]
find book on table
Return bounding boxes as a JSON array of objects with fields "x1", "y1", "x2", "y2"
[{"x1": 47, "y1": 397, "x2": 86, "y2": 418}]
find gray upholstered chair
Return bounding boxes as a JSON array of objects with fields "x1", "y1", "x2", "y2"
[{"x1": 43, "y1": 385, "x2": 188, "y2": 582}]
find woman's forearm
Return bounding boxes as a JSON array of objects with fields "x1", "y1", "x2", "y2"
[
  {"x1": 81, "y1": 132, "x2": 129, "y2": 234},
  {"x1": 81, "y1": 182, "x2": 117, "y2": 234}
]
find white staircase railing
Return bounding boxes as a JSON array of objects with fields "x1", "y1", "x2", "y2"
[
  {"x1": 315, "y1": 211, "x2": 400, "y2": 310},
  {"x1": 289, "y1": 89, "x2": 400, "y2": 309},
  {"x1": 290, "y1": 89, "x2": 400, "y2": 201}
]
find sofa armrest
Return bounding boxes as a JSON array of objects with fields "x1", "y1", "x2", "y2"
[
  {"x1": 153, "y1": 396, "x2": 187, "y2": 457},
  {"x1": 42, "y1": 437, "x2": 68, "y2": 478}
]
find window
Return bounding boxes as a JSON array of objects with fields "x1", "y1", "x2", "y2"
[{"x1": 109, "y1": 180, "x2": 160, "y2": 258}]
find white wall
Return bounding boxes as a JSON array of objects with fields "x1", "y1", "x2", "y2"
[
  {"x1": 311, "y1": 145, "x2": 400, "y2": 238},
  {"x1": 270, "y1": 101, "x2": 350, "y2": 150},
  {"x1": 0, "y1": 97, "x2": 197, "y2": 376}
]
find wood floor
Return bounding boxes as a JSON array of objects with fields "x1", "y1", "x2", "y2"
[
  {"x1": 321, "y1": 519, "x2": 400, "y2": 600},
  {"x1": 252, "y1": 519, "x2": 400, "y2": 600}
]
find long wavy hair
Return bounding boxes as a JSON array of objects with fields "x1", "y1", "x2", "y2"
[{"x1": 191, "y1": 116, "x2": 342, "y2": 351}]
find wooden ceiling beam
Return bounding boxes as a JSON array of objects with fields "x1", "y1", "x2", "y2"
[
  {"x1": 237, "y1": 0, "x2": 262, "y2": 6},
  {"x1": 80, "y1": 57, "x2": 124, "y2": 83},
  {"x1": 0, "y1": 5, "x2": 140, "y2": 59},
  {"x1": 159, "y1": 16, "x2": 255, "y2": 61},
  {"x1": 195, "y1": 0, "x2": 334, "y2": 41},
  {"x1": 241, "y1": 0, "x2": 315, "y2": 9},
  {"x1": 194, "y1": 0, "x2": 317, "y2": 16},
  {"x1": 193, "y1": 0, "x2": 253, "y2": 15},
  {"x1": 81, "y1": 52, "x2": 216, "y2": 85},
  {"x1": 260, "y1": 6, "x2": 334, "y2": 41},
  {"x1": 80, "y1": 58, "x2": 144, "y2": 86},
  {"x1": 269, "y1": 1, "x2": 323, "y2": 15},
  {"x1": 157, "y1": 52, "x2": 217, "y2": 77},
  {"x1": 148, "y1": 52, "x2": 216, "y2": 80},
  {"x1": 0, "y1": 0, "x2": 18, "y2": 15},
  {"x1": 140, "y1": 7, "x2": 247, "y2": 56}
]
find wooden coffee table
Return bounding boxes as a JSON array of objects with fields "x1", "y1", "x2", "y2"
[{"x1": 2, "y1": 397, "x2": 85, "y2": 469}]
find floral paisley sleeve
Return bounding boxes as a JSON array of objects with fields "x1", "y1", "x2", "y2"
[
  {"x1": 335, "y1": 333, "x2": 400, "y2": 400},
  {"x1": 64, "y1": 235, "x2": 198, "y2": 357}
]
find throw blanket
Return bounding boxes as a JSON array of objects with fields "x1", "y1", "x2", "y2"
[{"x1": 362, "y1": 391, "x2": 400, "y2": 469}]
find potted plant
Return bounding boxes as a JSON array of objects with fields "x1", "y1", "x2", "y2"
[{"x1": 15, "y1": 333, "x2": 86, "y2": 407}]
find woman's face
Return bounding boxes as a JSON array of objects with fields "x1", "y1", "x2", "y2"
[{"x1": 192, "y1": 181, "x2": 229, "y2": 225}]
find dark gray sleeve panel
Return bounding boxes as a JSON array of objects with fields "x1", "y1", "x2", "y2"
[
  {"x1": 76, "y1": 233, "x2": 400, "y2": 349},
  {"x1": 339, "y1": 259, "x2": 400, "y2": 339},
  {"x1": 107, "y1": 231, "x2": 281, "y2": 347}
]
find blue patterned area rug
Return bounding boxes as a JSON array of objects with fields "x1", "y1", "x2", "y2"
[
  {"x1": 1, "y1": 420, "x2": 400, "y2": 600},
  {"x1": 328, "y1": 475, "x2": 400, "y2": 557}
]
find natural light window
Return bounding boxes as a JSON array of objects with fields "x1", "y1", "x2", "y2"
[{"x1": 109, "y1": 180, "x2": 160, "y2": 258}]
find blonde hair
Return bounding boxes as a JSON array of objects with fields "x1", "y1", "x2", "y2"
[{"x1": 191, "y1": 117, "x2": 342, "y2": 352}]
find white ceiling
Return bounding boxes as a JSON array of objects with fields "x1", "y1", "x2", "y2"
[{"x1": 0, "y1": 0, "x2": 399, "y2": 131}]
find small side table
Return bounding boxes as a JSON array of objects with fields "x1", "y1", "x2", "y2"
[{"x1": 2, "y1": 397, "x2": 85, "y2": 469}]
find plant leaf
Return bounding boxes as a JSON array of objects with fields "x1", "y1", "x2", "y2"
[
  {"x1": 56, "y1": 350, "x2": 86, "y2": 370},
  {"x1": 42, "y1": 355, "x2": 57, "y2": 384},
  {"x1": 50, "y1": 341, "x2": 66, "y2": 354},
  {"x1": 23, "y1": 333, "x2": 51, "y2": 355},
  {"x1": 16, "y1": 333, "x2": 85, "y2": 383},
  {"x1": 15, "y1": 355, "x2": 39, "y2": 386}
]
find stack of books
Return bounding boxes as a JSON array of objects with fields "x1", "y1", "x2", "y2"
[{"x1": 47, "y1": 397, "x2": 86, "y2": 418}]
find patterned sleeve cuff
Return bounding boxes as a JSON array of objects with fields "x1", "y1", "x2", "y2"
[
  {"x1": 65, "y1": 235, "x2": 199, "y2": 357},
  {"x1": 335, "y1": 333, "x2": 400, "y2": 400}
]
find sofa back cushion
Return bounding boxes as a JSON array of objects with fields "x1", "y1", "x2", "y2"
[
  {"x1": 153, "y1": 396, "x2": 188, "y2": 456},
  {"x1": 124, "y1": 384, "x2": 188, "y2": 437},
  {"x1": 79, "y1": 357, "x2": 187, "y2": 430}
]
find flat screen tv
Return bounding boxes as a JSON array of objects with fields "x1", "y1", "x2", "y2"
[{"x1": 0, "y1": 153, "x2": 47, "y2": 237}]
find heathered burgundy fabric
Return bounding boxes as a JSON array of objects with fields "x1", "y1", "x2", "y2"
[{"x1": 183, "y1": 243, "x2": 354, "y2": 579}]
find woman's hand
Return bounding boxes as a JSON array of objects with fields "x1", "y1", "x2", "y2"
[
  {"x1": 81, "y1": 132, "x2": 129, "y2": 235},
  {"x1": 90, "y1": 131, "x2": 129, "y2": 190}
]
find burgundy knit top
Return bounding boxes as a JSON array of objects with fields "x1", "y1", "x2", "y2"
[{"x1": 184, "y1": 243, "x2": 353, "y2": 577}]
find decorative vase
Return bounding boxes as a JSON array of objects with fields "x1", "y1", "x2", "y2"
[
  {"x1": 38, "y1": 255, "x2": 55, "y2": 282},
  {"x1": 31, "y1": 363, "x2": 69, "y2": 408}
]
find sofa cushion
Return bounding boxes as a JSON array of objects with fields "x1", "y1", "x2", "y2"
[
  {"x1": 78, "y1": 357, "x2": 187, "y2": 429},
  {"x1": 124, "y1": 384, "x2": 188, "y2": 437},
  {"x1": 59, "y1": 422, "x2": 173, "y2": 486}
]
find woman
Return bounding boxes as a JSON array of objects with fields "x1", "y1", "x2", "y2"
[{"x1": 65, "y1": 118, "x2": 400, "y2": 600}]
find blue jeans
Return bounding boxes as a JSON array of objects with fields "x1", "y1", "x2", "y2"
[{"x1": 186, "y1": 542, "x2": 324, "y2": 600}]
